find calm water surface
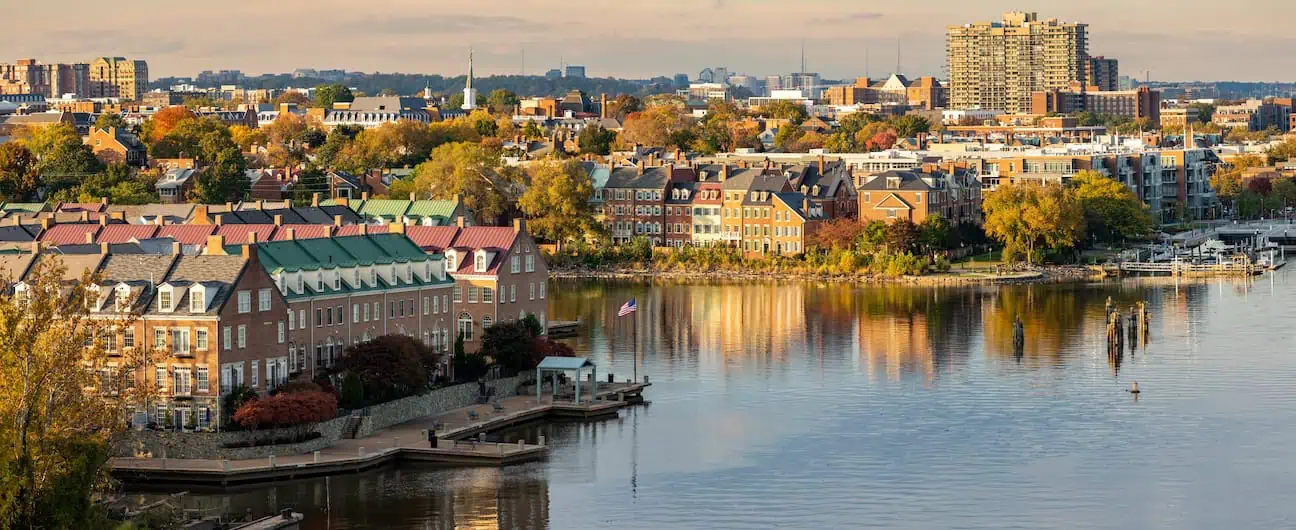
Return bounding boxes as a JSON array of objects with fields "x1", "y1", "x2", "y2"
[{"x1": 178, "y1": 272, "x2": 1296, "y2": 529}]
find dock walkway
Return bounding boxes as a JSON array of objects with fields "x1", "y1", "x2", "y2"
[{"x1": 111, "y1": 382, "x2": 649, "y2": 486}]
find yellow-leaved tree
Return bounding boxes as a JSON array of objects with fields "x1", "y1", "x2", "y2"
[
  {"x1": 518, "y1": 158, "x2": 597, "y2": 251},
  {"x1": 983, "y1": 182, "x2": 1086, "y2": 264}
]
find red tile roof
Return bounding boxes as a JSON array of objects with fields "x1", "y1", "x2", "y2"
[
  {"x1": 38, "y1": 224, "x2": 100, "y2": 245},
  {"x1": 216, "y1": 224, "x2": 277, "y2": 245},
  {"x1": 271, "y1": 224, "x2": 332, "y2": 240},
  {"x1": 157, "y1": 224, "x2": 216, "y2": 246},
  {"x1": 334, "y1": 224, "x2": 389, "y2": 237},
  {"x1": 95, "y1": 224, "x2": 159, "y2": 244},
  {"x1": 404, "y1": 226, "x2": 459, "y2": 251}
]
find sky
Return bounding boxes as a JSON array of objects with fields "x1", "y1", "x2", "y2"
[{"x1": 4, "y1": 0, "x2": 1295, "y2": 82}]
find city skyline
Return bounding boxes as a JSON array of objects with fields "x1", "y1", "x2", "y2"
[{"x1": 4, "y1": 0, "x2": 1295, "y2": 83}]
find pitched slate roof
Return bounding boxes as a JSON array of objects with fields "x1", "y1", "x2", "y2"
[
  {"x1": 0, "y1": 224, "x2": 40, "y2": 242},
  {"x1": 101, "y1": 254, "x2": 178, "y2": 283},
  {"x1": 106, "y1": 204, "x2": 195, "y2": 224},
  {"x1": 30, "y1": 252, "x2": 105, "y2": 282},
  {"x1": 157, "y1": 254, "x2": 247, "y2": 316},
  {"x1": 0, "y1": 252, "x2": 37, "y2": 282},
  {"x1": 604, "y1": 166, "x2": 674, "y2": 189},
  {"x1": 447, "y1": 226, "x2": 519, "y2": 275},
  {"x1": 158, "y1": 224, "x2": 217, "y2": 246},
  {"x1": 773, "y1": 192, "x2": 827, "y2": 220},
  {"x1": 857, "y1": 170, "x2": 941, "y2": 191},
  {"x1": 95, "y1": 224, "x2": 160, "y2": 244}
]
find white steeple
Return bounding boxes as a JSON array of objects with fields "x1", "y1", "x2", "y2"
[{"x1": 462, "y1": 48, "x2": 478, "y2": 111}]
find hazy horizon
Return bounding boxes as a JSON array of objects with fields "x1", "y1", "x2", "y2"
[{"x1": 5, "y1": 0, "x2": 1295, "y2": 83}]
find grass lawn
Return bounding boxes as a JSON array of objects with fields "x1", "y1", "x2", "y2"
[{"x1": 952, "y1": 250, "x2": 1004, "y2": 270}]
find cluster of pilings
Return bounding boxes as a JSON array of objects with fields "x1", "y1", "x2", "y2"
[{"x1": 1105, "y1": 297, "x2": 1150, "y2": 373}]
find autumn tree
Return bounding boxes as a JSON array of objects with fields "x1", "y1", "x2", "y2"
[
  {"x1": 1070, "y1": 170, "x2": 1153, "y2": 244},
  {"x1": 604, "y1": 94, "x2": 642, "y2": 120},
  {"x1": 229, "y1": 125, "x2": 266, "y2": 152},
  {"x1": 337, "y1": 335, "x2": 437, "y2": 405},
  {"x1": 0, "y1": 257, "x2": 163, "y2": 527},
  {"x1": 577, "y1": 124, "x2": 616, "y2": 155},
  {"x1": 1211, "y1": 153, "x2": 1264, "y2": 207},
  {"x1": 273, "y1": 91, "x2": 310, "y2": 107},
  {"x1": 404, "y1": 142, "x2": 521, "y2": 224},
  {"x1": 486, "y1": 89, "x2": 520, "y2": 114},
  {"x1": 622, "y1": 105, "x2": 694, "y2": 148},
  {"x1": 518, "y1": 158, "x2": 597, "y2": 250},
  {"x1": 233, "y1": 391, "x2": 338, "y2": 441},
  {"x1": 141, "y1": 106, "x2": 195, "y2": 143},
  {"x1": 313, "y1": 83, "x2": 354, "y2": 109},
  {"x1": 983, "y1": 183, "x2": 1086, "y2": 264},
  {"x1": 263, "y1": 113, "x2": 308, "y2": 147},
  {"x1": 809, "y1": 218, "x2": 866, "y2": 250},
  {"x1": 0, "y1": 142, "x2": 38, "y2": 202},
  {"x1": 1266, "y1": 138, "x2": 1296, "y2": 165},
  {"x1": 884, "y1": 219, "x2": 919, "y2": 254}
]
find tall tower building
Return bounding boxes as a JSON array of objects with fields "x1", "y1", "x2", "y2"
[
  {"x1": 462, "y1": 49, "x2": 477, "y2": 111},
  {"x1": 946, "y1": 12, "x2": 1087, "y2": 113},
  {"x1": 1086, "y1": 56, "x2": 1119, "y2": 92},
  {"x1": 88, "y1": 57, "x2": 148, "y2": 101}
]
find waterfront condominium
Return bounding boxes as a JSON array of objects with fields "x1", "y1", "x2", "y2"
[{"x1": 946, "y1": 11, "x2": 1088, "y2": 114}]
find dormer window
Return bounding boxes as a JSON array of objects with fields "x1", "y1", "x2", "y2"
[
  {"x1": 13, "y1": 283, "x2": 27, "y2": 306},
  {"x1": 316, "y1": 271, "x2": 323, "y2": 292},
  {"x1": 115, "y1": 285, "x2": 131, "y2": 312},
  {"x1": 333, "y1": 271, "x2": 341, "y2": 290},
  {"x1": 475, "y1": 252, "x2": 487, "y2": 273},
  {"x1": 296, "y1": 272, "x2": 304, "y2": 293},
  {"x1": 353, "y1": 269, "x2": 360, "y2": 287},
  {"x1": 446, "y1": 251, "x2": 457, "y2": 271},
  {"x1": 190, "y1": 286, "x2": 205, "y2": 313},
  {"x1": 158, "y1": 287, "x2": 173, "y2": 312}
]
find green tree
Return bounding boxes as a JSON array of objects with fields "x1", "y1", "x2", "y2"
[
  {"x1": 479, "y1": 320, "x2": 543, "y2": 375},
  {"x1": 70, "y1": 163, "x2": 157, "y2": 204},
  {"x1": 0, "y1": 142, "x2": 38, "y2": 202},
  {"x1": 759, "y1": 100, "x2": 807, "y2": 123},
  {"x1": 292, "y1": 165, "x2": 328, "y2": 206},
  {"x1": 773, "y1": 126, "x2": 803, "y2": 152},
  {"x1": 577, "y1": 124, "x2": 616, "y2": 155},
  {"x1": 407, "y1": 142, "x2": 521, "y2": 224},
  {"x1": 604, "y1": 95, "x2": 642, "y2": 120},
  {"x1": 522, "y1": 121, "x2": 544, "y2": 141},
  {"x1": 486, "y1": 89, "x2": 520, "y2": 114},
  {"x1": 313, "y1": 83, "x2": 355, "y2": 109},
  {"x1": 1272, "y1": 178, "x2": 1296, "y2": 209},
  {"x1": 884, "y1": 219, "x2": 919, "y2": 254},
  {"x1": 94, "y1": 112, "x2": 126, "y2": 130},
  {"x1": 518, "y1": 158, "x2": 596, "y2": 250},
  {"x1": 983, "y1": 183, "x2": 1086, "y2": 264},
  {"x1": 1266, "y1": 139, "x2": 1296, "y2": 165},
  {"x1": 889, "y1": 115, "x2": 931, "y2": 138},
  {"x1": 1070, "y1": 170, "x2": 1153, "y2": 245},
  {"x1": 917, "y1": 215, "x2": 954, "y2": 253},
  {"x1": 1211, "y1": 153, "x2": 1264, "y2": 208}
]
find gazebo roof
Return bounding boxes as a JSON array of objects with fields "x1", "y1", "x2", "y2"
[{"x1": 537, "y1": 356, "x2": 595, "y2": 371}]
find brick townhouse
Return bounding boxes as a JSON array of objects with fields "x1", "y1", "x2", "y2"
[
  {"x1": 721, "y1": 167, "x2": 795, "y2": 254},
  {"x1": 399, "y1": 219, "x2": 549, "y2": 353},
  {"x1": 601, "y1": 164, "x2": 692, "y2": 245},
  {"x1": 857, "y1": 167, "x2": 982, "y2": 226},
  {"x1": 241, "y1": 232, "x2": 456, "y2": 380},
  {"x1": 783, "y1": 157, "x2": 859, "y2": 220}
]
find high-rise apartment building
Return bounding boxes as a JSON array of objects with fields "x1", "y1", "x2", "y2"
[
  {"x1": 0, "y1": 59, "x2": 91, "y2": 97},
  {"x1": 89, "y1": 57, "x2": 149, "y2": 101},
  {"x1": 1086, "y1": 56, "x2": 1119, "y2": 92},
  {"x1": 947, "y1": 11, "x2": 1088, "y2": 113}
]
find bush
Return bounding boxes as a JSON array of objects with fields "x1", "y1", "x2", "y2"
[
  {"x1": 272, "y1": 381, "x2": 322, "y2": 395},
  {"x1": 453, "y1": 353, "x2": 490, "y2": 382},
  {"x1": 233, "y1": 390, "x2": 338, "y2": 434},
  {"x1": 337, "y1": 334, "x2": 438, "y2": 405},
  {"x1": 339, "y1": 372, "x2": 364, "y2": 409}
]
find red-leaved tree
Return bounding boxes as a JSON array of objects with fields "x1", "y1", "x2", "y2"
[{"x1": 233, "y1": 390, "x2": 338, "y2": 440}]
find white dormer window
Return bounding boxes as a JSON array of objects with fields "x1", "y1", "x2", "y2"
[
  {"x1": 115, "y1": 285, "x2": 131, "y2": 312},
  {"x1": 316, "y1": 271, "x2": 323, "y2": 291},
  {"x1": 352, "y1": 269, "x2": 360, "y2": 287},
  {"x1": 446, "y1": 251, "x2": 457, "y2": 271},
  {"x1": 158, "y1": 286, "x2": 174, "y2": 312},
  {"x1": 12, "y1": 283, "x2": 27, "y2": 306},
  {"x1": 475, "y1": 252, "x2": 487, "y2": 273},
  {"x1": 190, "y1": 286, "x2": 205, "y2": 312},
  {"x1": 332, "y1": 271, "x2": 341, "y2": 290},
  {"x1": 295, "y1": 271, "x2": 304, "y2": 293},
  {"x1": 404, "y1": 263, "x2": 414, "y2": 283}
]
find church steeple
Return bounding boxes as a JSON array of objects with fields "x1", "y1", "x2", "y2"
[{"x1": 462, "y1": 48, "x2": 478, "y2": 111}]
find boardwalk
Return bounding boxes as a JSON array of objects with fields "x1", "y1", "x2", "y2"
[{"x1": 111, "y1": 382, "x2": 650, "y2": 486}]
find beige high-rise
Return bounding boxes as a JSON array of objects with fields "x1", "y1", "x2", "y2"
[
  {"x1": 947, "y1": 11, "x2": 1087, "y2": 114},
  {"x1": 89, "y1": 57, "x2": 148, "y2": 101}
]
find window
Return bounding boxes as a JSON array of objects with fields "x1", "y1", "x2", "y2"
[
  {"x1": 336, "y1": 305, "x2": 343, "y2": 325},
  {"x1": 525, "y1": 255, "x2": 535, "y2": 272},
  {"x1": 539, "y1": 282, "x2": 546, "y2": 299},
  {"x1": 316, "y1": 308, "x2": 323, "y2": 327},
  {"x1": 529, "y1": 282, "x2": 536, "y2": 301},
  {"x1": 442, "y1": 295, "x2": 449, "y2": 313},
  {"x1": 105, "y1": 333, "x2": 117, "y2": 353},
  {"x1": 222, "y1": 326, "x2": 231, "y2": 350},
  {"x1": 353, "y1": 304, "x2": 360, "y2": 323},
  {"x1": 123, "y1": 328, "x2": 135, "y2": 349},
  {"x1": 363, "y1": 303, "x2": 370, "y2": 321},
  {"x1": 467, "y1": 287, "x2": 478, "y2": 303},
  {"x1": 458, "y1": 314, "x2": 474, "y2": 342},
  {"x1": 423, "y1": 297, "x2": 430, "y2": 315},
  {"x1": 277, "y1": 322, "x2": 285, "y2": 344},
  {"x1": 453, "y1": 287, "x2": 462, "y2": 303},
  {"x1": 237, "y1": 291, "x2": 251, "y2": 313},
  {"x1": 251, "y1": 361, "x2": 259, "y2": 388},
  {"x1": 399, "y1": 300, "x2": 405, "y2": 317},
  {"x1": 432, "y1": 296, "x2": 439, "y2": 314},
  {"x1": 475, "y1": 254, "x2": 487, "y2": 272},
  {"x1": 196, "y1": 329, "x2": 208, "y2": 350},
  {"x1": 511, "y1": 255, "x2": 520, "y2": 273},
  {"x1": 326, "y1": 307, "x2": 333, "y2": 325},
  {"x1": 511, "y1": 285, "x2": 517, "y2": 302},
  {"x1": 288, "y1": 310, "x2": 295, "y2": 330},
  {"x1": 158, "y1": 289, "x2": 172, "y2": 311},
  {"x1": 389, "y1": 302, "x2": 396, "y2": 318},
  {"x1": 482, "y1": 288, "x2": 493, "y2": 304},
  {"x1": 258, "y1": 288, "x2": 271, "y2": 311},
  {"x1": 174, "y1": 368, "x2": 191, "y2": 395},
  {"x1": 156, "y1": 367, "x2": 167, "y2": 392},
  {"x1": 154, "y1": 328, "x2": 166, "y2": 349},
  {"x1": 887, "y1": 209, "x2": 897, "y2": 218},
  {"x1": 299, "y1": 309, "x2": 306, "y2": 329},
  {"x1": 483, "y1": 316, "x2": 494, "y2": 329},
  {"x1": 237, "y1": 325, "x2": 246, "y2": 349},
  {"x1": 196, "y1": 367, "x2": 209, "y2": 393},
  {"x1": 373, "y1": 302, "x2": 380, "y2": 319},
  {"x1": 190, "y1": 290, "x2": 205, "y2": 312}
]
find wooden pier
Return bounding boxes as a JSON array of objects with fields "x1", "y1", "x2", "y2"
[
  {"x1": 546, "y1": 320, "x2": 581, "y2": 336},
  {"x1": 111, "y1": 382, "x2": 650, "y2": 487},
  {"x1": 1105, "y1": 257, "x2": 1269, "y2": 277}
]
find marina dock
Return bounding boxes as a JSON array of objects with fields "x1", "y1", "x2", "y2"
[{"x1": 111, "y1": 381, "x2": 650, "y2": 487}]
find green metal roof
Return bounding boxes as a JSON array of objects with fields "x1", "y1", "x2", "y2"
[
  {"x1": 246, "y1": 234, "x2": 453, "y2": 300},
  {"x1": 353, "y1": 199, "x2": 413, "y2": 220},
  {"x1": 404, "y1": 200, "x2": 457, "y2": 224},
  {"x1": 1, "y1": 202, "x2": 49, "y2": 213}
]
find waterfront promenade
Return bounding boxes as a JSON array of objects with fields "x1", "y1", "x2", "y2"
[{"x1": 112, "y1": 382, "x2": 649, "y2": 486}]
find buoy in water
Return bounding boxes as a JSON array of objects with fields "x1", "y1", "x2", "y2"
[{"x1": 1127, "y1": 381, "x2": 1141, "y2": 394}]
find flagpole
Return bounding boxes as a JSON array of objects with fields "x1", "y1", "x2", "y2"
[{"x1": 631, "y1": 305, "x2": 638, "y2": 384}]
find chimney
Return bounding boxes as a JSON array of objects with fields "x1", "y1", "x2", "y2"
[
  {"x1": 333, "y1": 215, "x2": 343, "y2": 227},
  {"x1": 29, "y1": 241, "x2": 39, "y2": 254},
  {"x1": 80, "y1": 211, "x2": 89, "y2": 222},
  {"x1": 100, "y1": 196, "x2": 109, "y2": 207},
  {"x1": 284, "y1": 227, "x2": 295, "y2": 240},
  {"x1": 171, "y1": 241, "x2": 182, "y2": 255},
  {"x1": 242, "y1": 243, "x2": 257, "y2": 261},
  {"x1": 720, "y1": 165, "x2": 729, "y2": 182},
  {"x1": 335, "y1": 197, "x2": 349, "y2": 209},
  {"x1": 311, "y1": 193, "x2": 320, "y2": 207},
  {"x1": 40, "y1": 218, "x2": 53, "y2": 230},
  {"x1": 247, "y1": 230, "x2": 258, "y2": 244},
  {"x1": 154, "y1": 215, "x2": 164, "y2": 226},
  {"x1": 409, "y1": 192, "x2": 416, "y2": 201},
  {"x1": 225, "y1": 202, "x2": 233, "y2": 212},
  {"x1": 273, "y1": 214, "x2": 283, "y2": 226},
  {"x1": 388, "y1": 223, "x2": 406, "y2": 234},
  {"x1": 98, "y1": 215, "x2": 108, "y2": 227},
  {"x1": 803, "y1": 197, "x2": 811, "y2": 217},
  {"x1": 110, "y1": 211, "x2": 125, "y2": 221},
  {"x1": 817, "y1": 155, "x2": 825, "y2": 174},
  {"x1": 359, "y1": 223, "x2": 367, "y2": 235},
  {"x1": 194, "y1": 205, "x2": 208, "y2": 223},
  {"x1": 85, "y1": 232, "x2": 95, "y2": 244},
  {"x1": 255, "y1": 200, "x2": 264, "y2": 210},
  {"x1": 453, "y1": 193, "x2": 463, "y2": 205},
  {"x1": 361, "y1": 191, "x2": 370, "y2": 201},
  {"x1": 455, "y1": 216, "x2": 466, "y2": 228},
  {"x1": 665, "y1": 165, "x2": 674, "y2": 180},
  {"x1": 202, "y1": 235, "x2": 226, "y2": 255},
  {"x1": 214, "y1": 214, "x2": 224, "y2": 226},
  {"x1": 600, "y1": 93, "x2": 608, "y2": 119},
  {"x1": 513, "y1": 217, "x2": 525, "y2": 234},
  {"x1": 100, "y1": 242, "x2": 111, "y2": 254},
  {"x1": 635, "y1": 160, "x2": 644, "y2": 175}
]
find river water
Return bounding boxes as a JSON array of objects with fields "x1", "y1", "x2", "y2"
[{"x1": 174, "y1": 273, "x2": 1296, "y2": 529}]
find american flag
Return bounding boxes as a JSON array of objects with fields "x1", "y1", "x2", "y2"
[{"x1": 618, "y1": 298, "x2": 637, "y2": 317}]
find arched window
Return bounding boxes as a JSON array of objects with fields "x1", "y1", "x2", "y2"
[{"x1": 458, "y1": 313, "x2": 474, "y2": 342}]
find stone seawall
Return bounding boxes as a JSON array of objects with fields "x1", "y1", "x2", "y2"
[{"x1": 112, "y1": 374, "x2": 534, "y2": 460}]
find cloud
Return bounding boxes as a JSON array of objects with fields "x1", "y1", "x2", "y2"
[
  {"x1": 337, "y1": 14, "x2": 544, "y2": 35},
  {"x1": 812, "y1": 11, "x2": 884, "y2": 23}
]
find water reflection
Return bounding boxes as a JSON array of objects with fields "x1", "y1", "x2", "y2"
[{"x1": 164, "y1": 273, "x2": 1296, "y2": 530}]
